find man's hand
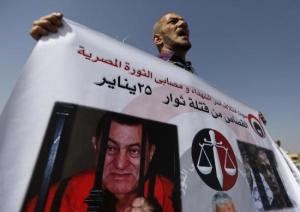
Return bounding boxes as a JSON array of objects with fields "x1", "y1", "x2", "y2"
[
  {"x1": 125, "y1": 197, "x2": 154, "y2": 212},
  {"x1": 258, "y1": 112, "x2": 267, "y2": 125},
  {"x1": 30, "y1": 12, "x2": 63, "y2": 40}
]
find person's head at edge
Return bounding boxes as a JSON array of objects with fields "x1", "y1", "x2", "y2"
[
  {"x1": 152, "y1": 12, "x2": 191, "y2": 61},
  {"x1": 212, "y1": 192, "x2": 236, "y2": 212},
  {"x1": 91, "y1": 112, "x2": 156, "y2": 202}
]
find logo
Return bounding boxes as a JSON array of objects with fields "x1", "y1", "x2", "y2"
[
  {"x1": 248, "y1": 114, "x2": 265, "y2": 138},
  {"x1": 191, "y1": 129, "x2": 238, "y2": 191}
]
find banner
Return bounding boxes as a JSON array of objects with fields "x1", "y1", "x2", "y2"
[{"x1": 0, "y1": 19, "x2": 299, "y2": 212}]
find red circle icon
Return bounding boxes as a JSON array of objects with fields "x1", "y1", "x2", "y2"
[{"x1": 248, "y1": 114, "x2": 265, "y2": 138}]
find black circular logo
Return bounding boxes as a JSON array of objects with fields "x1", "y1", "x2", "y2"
[
  {"x1": 191, "y1": 129, "x2": 238, "y2": 191},
  {"x1": 248, "y1": 114, "x2": 265, "y2": 138}
]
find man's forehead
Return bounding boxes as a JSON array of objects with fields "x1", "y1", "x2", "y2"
[
  {"x1": 161, "y1": 13, "x2": 184, "y2": 22},
  {"x1": 258, "y1": 151, "x2": 268, "y2": 159},
  {"x1": 109, "y1": 121, "x2": 143, "y2": 143},
  {"x1": 258, "y1": 152, "x2": 271, "y2": 165},
  {"x1": 110, "y1": 121, "x2": 143, "y2": 133}
]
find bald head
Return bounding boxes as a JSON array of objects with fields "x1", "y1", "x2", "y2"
[
  {"x1": 152, "y1": 13, "x2": 175, "y2": 37},
  {"x1": 152, "y1": 12, "x2": 191, "y2": 59}
]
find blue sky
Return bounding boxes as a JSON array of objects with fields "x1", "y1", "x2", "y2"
[{"x1": 0, "y1": 0, "x2": 299, "y2": 151}]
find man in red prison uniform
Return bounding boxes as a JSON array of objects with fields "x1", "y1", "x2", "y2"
[
  {"x1": 26, "y1": 113, "x2": 174, "y2": 212},
  {"x1": 26, "y1": 171, "x2": 174, "y2": 211}
]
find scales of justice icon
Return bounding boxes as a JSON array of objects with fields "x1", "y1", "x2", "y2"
[{"x1": 197, "y1": 130, "x2": 237, "y2": 188}]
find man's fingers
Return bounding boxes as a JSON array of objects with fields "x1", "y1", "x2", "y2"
[
  {"x1": 132, "y1": 197, "x2": 145, "y2": 207},
  {"x1": 41, "y1": 12, "x2": 63, "y2": 26},
  {"x1": 30, "y1": 25, "x2": 49, "y2": 41},
  {"x1": 30, "y1": 12, "x2": 63, "y2": 40},
  {"x1": 131, "y1": 197, "x2": 154, "y2": 212},
  {"x1": 258, "y1": 112, "x2": 267, "y2": 125},
  {"x1": 33, "y1": 19, "x2": 58, "y2": 33}
]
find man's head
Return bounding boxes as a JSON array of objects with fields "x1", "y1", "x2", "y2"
[
  {"x1": 212, "y1": 192, "x2": 236, "y2": 212},
  {"x1": 256, "y1": 150, "x2": 280, "y2": 194},
  {"x1": 92, "y1": 113, "x2": 156, "y2": 199},
  {"x1": 153, "y1": 12, "x2": 191, "y2": 58}
]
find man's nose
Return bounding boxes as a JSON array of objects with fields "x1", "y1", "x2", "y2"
[
  {"x1": 266, "y1": 169, "x2": 272, "y2": 175},
  {"x1": 177, "y1": 19, "x2": 188, "y2": 29},
  {"x1": 266, "y1": 169, "x2": 274, "y2": 180},
  {"x1": 113, "y1": 151, "x2": 129, "y2": 169}
]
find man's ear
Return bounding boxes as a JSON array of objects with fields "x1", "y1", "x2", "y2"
[
  {"x1": 149, "y1": 144, "x2": 156, "y2": 161},
  {"x1": 91, "y1": 136, "x2": 98, "y2": 152},
  {"x1": 153, "y1": 34, "x2": 163, "y2": 46}
]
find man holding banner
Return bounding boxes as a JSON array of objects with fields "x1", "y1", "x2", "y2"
[
  {"x1": 31, "y1": 12, "x2": 194, "y2": 73},
  {"x1": 28, "y1": 12, "x2": 272, "y2": 212},
  {"x1": 30, "y1": 12, "x2": 267, "y2": 125}
]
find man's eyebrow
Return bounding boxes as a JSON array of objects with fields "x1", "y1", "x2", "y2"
[
  {"x1": 108, "y1": 137, "x2": 118, "y2": 145},
  {"x1": 168, "y1": 17, "x2": 178, "y2": 21},
  {"x1": 128, "y1": 144, "x2": 141, "y2": 148},
  {"x1": 168, "y1": 17, "x2": 184, "y2": 21},
  {"x1": 108, "y1": 138, "x2": 141, "y2": 148}
]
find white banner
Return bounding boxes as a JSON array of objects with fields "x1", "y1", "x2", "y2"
[{"x1": 0, "y1": 19, "x2": 299, "y2": 212}]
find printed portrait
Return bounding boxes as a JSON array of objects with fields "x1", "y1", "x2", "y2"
[
  {"x1": 22, "y1": 103, "x2": 181, "y2": 212},
  {"x1": 238, "y1": 141, "x2": 293, "y2": 211}
]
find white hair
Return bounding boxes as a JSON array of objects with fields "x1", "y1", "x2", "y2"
[{"x1": 212, "y1": 192, "x2": 233, "y2": 212}]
